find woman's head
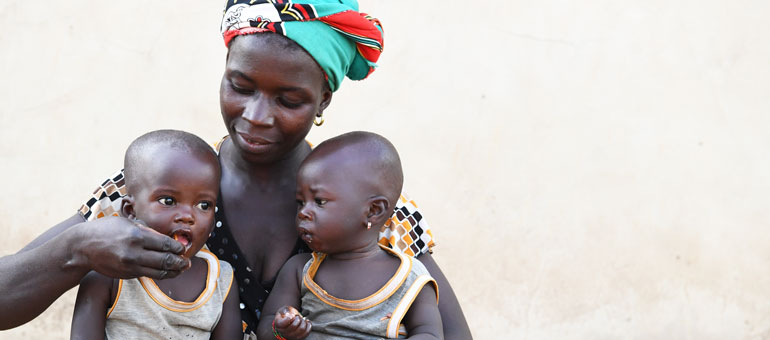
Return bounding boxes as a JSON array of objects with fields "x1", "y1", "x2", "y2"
[
  {"x1": 220, "y1": 33, "x2": 331, "y2": 164},
  {"x1": 218, "y1": 0, "x2": 383, "y2": 164}
]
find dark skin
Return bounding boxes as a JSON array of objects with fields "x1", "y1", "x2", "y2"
[
  {"x1": 71, "y1": 147, "x2": 241, "y2": 340},
  {"x1": 257, "y1": 143, "x2": 442, "y2": 339},
  {"x1": 2, "y1": 33, "x2": 471, "y2": 339},
  {"x1": 217, "y1": 33, "x2": 331, "y2": 288},
  {"x1": 0, "y1": 214, "x2": 189, "y2": 330},
  {"x1": 220, "y1": 38, "x2": 470, "y2": 340}
]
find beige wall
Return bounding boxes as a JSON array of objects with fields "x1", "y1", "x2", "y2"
[{"x1": 2, "y1": 1, "x2": 770, "y2": 339}]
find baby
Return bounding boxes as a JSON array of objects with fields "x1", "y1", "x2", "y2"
[
  {"x1": 70, "y1": 130, "x2": 241, "y2": 339},
  {"x1": 257, "y1": 131, "x2": 443, "y2": 339}
]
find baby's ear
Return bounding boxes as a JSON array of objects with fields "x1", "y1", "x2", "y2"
[
  {"x1": 120, "y1": 196, "x2": 137, "y2": 220},
  {"x1": 366, "y1": 196, "x2": 390, "y2": 225}
]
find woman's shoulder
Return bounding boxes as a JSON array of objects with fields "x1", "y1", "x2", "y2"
[
  {"x1": 78, "y1": 169, "x2": 127, "y2": 221},
  {"x1": 379, "y1": 193, "x2": 436, "y2": 258}
]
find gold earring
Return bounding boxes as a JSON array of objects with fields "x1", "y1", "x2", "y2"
[
  {"x1": 366, "y1": 222, "x2": 372, "y2": 230},
  {"x1": 313, "y1": 113, "x2": 325, "y2": 126}
]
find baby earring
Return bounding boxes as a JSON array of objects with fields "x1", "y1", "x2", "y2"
[{"x1": 366, "y1": 222, "x2": 372, "y2": 230}]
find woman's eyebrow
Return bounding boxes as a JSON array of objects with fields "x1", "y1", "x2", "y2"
[
  {"x1": 227, "y1": 70, "x2": 254, "y2": 82},
  {"x1": 276, "y1": 86, "x2": 309, "y2": 94}
]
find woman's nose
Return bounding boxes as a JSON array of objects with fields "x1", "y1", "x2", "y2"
[{"x1": 242, "y1": 94, "x2": 274, "y2": 126}]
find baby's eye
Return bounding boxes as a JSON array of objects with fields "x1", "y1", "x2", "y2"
[
  {"x1": 296, "y1": 199, "x2": 305, "y2": 207},
  {"x1": 314, "y1": 198, "x2": 327, "y2": 206},
  {"x1": 196, "y1": 201, "x2": 212, "y2": 211},
  {"x1": 158, "y1": 197, "x2": 176, "y2": 206}
]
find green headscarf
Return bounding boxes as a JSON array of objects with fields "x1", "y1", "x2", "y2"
[{"x1": 221, "y1": 0, "x2": 384, "y2": 92}]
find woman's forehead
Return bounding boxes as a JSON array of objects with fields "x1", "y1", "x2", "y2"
[
  {"x1": 228, "y1": 35, "x2": 321, "y2": 74},
  {"x1": 226, "y1": 37, "x2": 326, "y2": 92}
]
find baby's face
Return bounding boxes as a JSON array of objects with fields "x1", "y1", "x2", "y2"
[
  {"x1": 295, "y1": 156, "x2": 369, "y2": 254},
  {"x1": 129, "y1": 150, "x2": 219, "y2": 259}
]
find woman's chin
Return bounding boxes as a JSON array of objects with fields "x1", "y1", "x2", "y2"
[{"x1": 233, "y1": 141, "x2": 283, "y2": 164}]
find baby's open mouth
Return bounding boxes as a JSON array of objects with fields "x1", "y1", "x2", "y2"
[
  {"x1": 171, "y1": 230, "x2": 193, "y2": 253},
  {"x1": 298, "y1": 229, "x2": 313, "y2": 244}
]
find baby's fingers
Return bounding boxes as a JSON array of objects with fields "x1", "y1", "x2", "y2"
[
  {"x1": 279, "y1": 315, "x2": 310, "y2": 339},
  {"x1": 274, "y1": 313, "x2": 294, "y2": 329},
  {"x1": 299, "y1": 316, "x2": 312, "y2": 337}
]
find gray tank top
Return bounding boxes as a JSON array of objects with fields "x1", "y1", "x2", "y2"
[
  {"x1": 300, "y1": 245, "x2": 438, "y2": 339},
  {"x1": 105, "y1": 249, "x2": 234, "y2": 339}
]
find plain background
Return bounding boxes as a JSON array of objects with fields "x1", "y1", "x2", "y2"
[{"x1": 2, "y1": 1, "x2": 770, "y2": 339}]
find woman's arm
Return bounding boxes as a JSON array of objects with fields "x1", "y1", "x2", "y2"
[
  {"x1": 210, "y1": 278, "x2": 242, "y2": 340},
  {"x1": 0, "y1": 214, "x2": 189, "y2": 330},
  {"x1": 418, "y1": 253, "x2": 473, "y2": 340},
  {"x1": 70, "y1": 271, "x2": 113, "y2": 340}
]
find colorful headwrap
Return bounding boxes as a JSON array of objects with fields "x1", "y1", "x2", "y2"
[{"x1": 221, "y1": 0, "x2": 384, "y2": 92}]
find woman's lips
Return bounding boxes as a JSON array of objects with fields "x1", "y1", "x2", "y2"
[{"x1": 237, "y1": 132, "x2": 275, "y2": 153}]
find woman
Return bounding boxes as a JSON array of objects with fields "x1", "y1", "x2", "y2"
[{"x1": 0, "y1": 1, "x2": 471, "y2": 339}]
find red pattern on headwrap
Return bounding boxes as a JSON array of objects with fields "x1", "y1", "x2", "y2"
[
  {"x1": 223, "y1": 27, "x2": 269, "y2": 47},
  {"x1": 319, "y1": 11, "x2": 384, "y2": 71}
]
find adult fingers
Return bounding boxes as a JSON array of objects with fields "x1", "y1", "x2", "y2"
[
  {"x1": 133, "y1": 267, "x2": 184, "y2": 280},
  {"x1": 137, "y1": 223, "x2": 185, "y2": 255},
  {"x1": 136, "y1": 250, "x2": 190, "y2": 273}
]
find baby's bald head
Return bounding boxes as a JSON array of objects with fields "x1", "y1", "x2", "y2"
[
  {"x1": 124, "y1": 130, "x2": 219, "y2": 194},
  {"x1": 304, "y1": 131, "x2": 403, "y2": 211}
]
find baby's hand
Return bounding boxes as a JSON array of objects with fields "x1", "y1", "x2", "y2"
[{"x1": 273, "y1": 306, "x2": 311, "y2": 340}]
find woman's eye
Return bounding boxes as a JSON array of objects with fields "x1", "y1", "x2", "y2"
[
  {"x1": 158, "y1": 197, "x2": 176, "y2": 206},
  {"x1": 279, "y1": 97, "x2": 302, "y2": 108},
  {"x1": 229, "y1": 81, "x2": 251, "y2": 94},
  {"x1": 296, "y1": 199, "x2": 305, "y2": 207},
  {"x1": 314, "y1": 198, "x2": 327, "y2": 206},
  {"x1": 196, "y1": 202, "x2": 212, "y2": 211}
]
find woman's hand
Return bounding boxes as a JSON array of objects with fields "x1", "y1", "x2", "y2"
[
  {"x1": 0, "y1": 213, "x2": 190, "y2": 329},
  {"x1": 71, "y1": 216, "x2": 191, "y2": 279},
  {"x1": 273, "y1": 306, "x2": 311, "y2": 340}
]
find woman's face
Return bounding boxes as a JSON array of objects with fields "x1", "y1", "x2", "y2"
[{"x1": 220, "y1": 34, "x2": 332, "y2": 164}]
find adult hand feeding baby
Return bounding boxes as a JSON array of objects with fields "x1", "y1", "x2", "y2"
[{"x1": 79, "y1": 217, "x2": 191, "y2": 280}]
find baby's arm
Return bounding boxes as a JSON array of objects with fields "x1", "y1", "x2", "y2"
[
  {"x1": 70, "y1": 271, "x2": 114, "y2": 340},
  {"x1": 210, "y1": 278, "x2": 241, "y2": 340},
  {"x1": 257, "y1": 253, "x2": 312, "y2": 340},
  {"x1": 403, "y1": 283, "x2": 443, "y2": 340}
]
